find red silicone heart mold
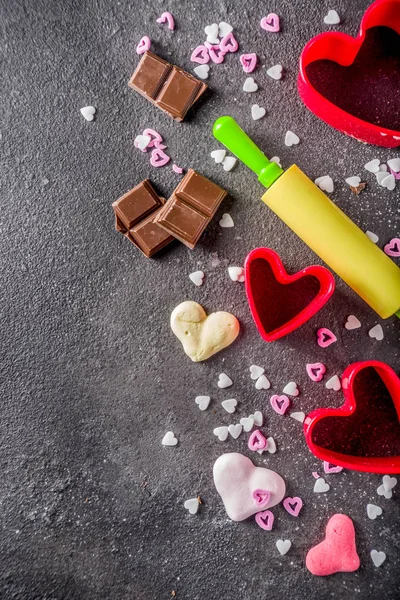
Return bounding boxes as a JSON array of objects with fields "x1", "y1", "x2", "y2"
[
  {"x1": 298, "y1": 0, "x2": 400, "y2": 147},
  {"x1": 244, "y1": 248, "x2": 335, "y2": 342},
  {"x1": 304, "y1": 360, "x2": 400, "y2": 473}
]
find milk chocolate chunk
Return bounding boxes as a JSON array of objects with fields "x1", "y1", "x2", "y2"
[
  {"x1": 129, "y1": 208, "x2": 175, "y2": 258},
  {"x1": 112, "y1": 179, "x2": 162, "y2": 229},
  {"x1": 128, "y1": 52, "x2": 208, "y2": 121},
  {"x1": 174, "y1": 170, "x2": 227, "y2": 217}
]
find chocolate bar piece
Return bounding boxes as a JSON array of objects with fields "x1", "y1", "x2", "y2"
[
  {"x1": 128, "y1": 52, "x2": 207, "y2": 121},
  {"x1": 113, "y1": 180, "x2": 174, "y2": 258},
  {"x1": 154, "y1": 169, "x2": 227, "y2": 249}
]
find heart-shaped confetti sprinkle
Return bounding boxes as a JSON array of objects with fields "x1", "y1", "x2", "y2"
[
  {"x1": 306, "y1": 362, "x2": 326, "y2": 382},
  {"x1": 134, "y1": 134, "x2": 151, "y2": 151},
  {"x1": 219, "y1": 213, "x2": 234, "y2": 228},
  {"x1": 325, "y1": 375, "x2": 341, "y2": 391},
  {"x1": 195, "y1": 396, "x2": 210, "y2": 411},
  {"x1": 266, "y1": 64, "x2": 283, "y2": 80},
  {"x1": 255, "y1": 509, "x2": 275, "y2": 530},
  {"x1": 243, "y1": 77, "x2": 258, "y2": 92},
  {"x1": 156, "y1": 11, "x2": 175, "y2": 30},
  {"x1": 254, "y1": 489, "x2": 271, "y2": 507},
  {"x1": 282, "y1": 382, "x2": 299, "y2": 397},
  {"x1": 136, "y1": 35, "x2": 151, "y2": 55},
  {"x1": 380, "y1": 174, "x2": 396, "y2": 191},
  {"x1": 172, "y1": 164, "x2": 183, "y2": 174},
  {"x1": 249, "y1": 411, "x2": 263, "y2": 427},
  {"x1": 255, "y1": 374, "x2": 271, "y2": 390},
  {"x1": 222, "y1": 156, "x2": 237, "y2": 171},
  {"x1": 206, "y1": 43, "x2": 226, "y2": 64},
  {"x1": 260, "y1": 13, "x2": 280, "y2": 33},
  {"x1": 220, "y1": 32, "x2": 239, "y2": 53},
  {"x1": 150, "y1": 148, "x2": 170, "y2": 167},
  {"x1": 189, "y1": 271, "x2": 205, "y2": 286},
  {"x1": 383, "y1": 475, "x2": 397, "y2": 491},
  {"x1": 80, "y1": 106, "x2": 96, "y2": 121},
  {"x1": 371, "y1": 550, "x2": 386, "y2": 567},
  {"x1": 194, "y1": 64, "x2": 210, "y2": 79},
  {"x1": 345, "y1": 176, "x2": 361, "y2": 187},
  {"x1": 283, "y1": 496, "x2": 303, "y2": 517},
  {"x1": 228, "y1": 266, "x2": 245, "y2": 282},
  {"x1": 314, "y1": 477, "x2": 330, "y2": 493},
  {"x1": 240, "y1": 53, "x2": 257, "y2": 73},
  {"x1": 384, "y1": 238, "x2": 400, "y2": 257},
  {"x1": 204, "y1": 23, "x2": 219, "y2": 44},
  {"x1": 142, "y1": 128, "x2": 163, "y2": 148},
  {"x1": 323, "y1": 462, "x2": 343, "y2": 474},
  {"x1": 251, "y1": 104, "x2": 266, "y2": 120},
  {"x1": 367, "y1": 504, "x2": 382, "y2": 520},
  {"x1": 250, "y1": 365, "x2": 264, "y2": 380},
  {"x1": 218, "y1": 21, "x2": 233, "y2": 37},
  {"x1": 284, "y1": 131, "x2": 300, "y2": 146},
  {"x1": 290, "y1": 412, "x2": 305, "y2": 423},
  {"x1": 240, "y1": 416, "x2": 255, "y2": 432},
  {"x1": 184, "y1": 498, "x2": 199, "y2": 514},
  {"x1": 211, "y1": 149, "x2": 226, "y2": 163},
  {"x1": 218, "y1": 373, "x2": 233, "y2": 388},
  {"x1": 276, "y1": 539, "x2": 291, "y2": 555},
  {"x1": 387, "y1": 158, "x2": 400, "y2": 173},
  {"x1": 213, "y1": 426, "x2": 229, "y2": 441},
  {"x1": 266, "y1": 436, "x2": 276, "y2": 453},
  {"x1": 324, "y1": 9, "x2": 340, "y2": 25},
  {"x1": 368, "y1": 324, "x2": 383, "y2": 341},
  {"x1": 364, "y1": 159, "x2": 380, "y2": 173},
  {"x1": 221, "y1": 398, "x2": 237, "y2": 414},
  {"x1": 317, "y1": 327, "x2": 337, "y2": 348},
  {"x1": 315, "y1": 175, "x2": 334, "y2": 193},
  {"x1": 228, "y1": 423, "x2": 243, "y2": 439},
  {"x1": 270, "y1": 156, "x2": 282, "y2": 167},
  {"x1": 270, "y1": 394, "x2": 290, "y2": 415},
  {"x1": 248, "y1": 430, "x2": 267, "y2": 452},
  {"x1": 191, "y1": 45, "x2": 210, "y2": 64},
  {"x1": 162, "y1": 431, "x2": 178, "y2": 446},
  {"x1": 365, "y1": 231, "x2": 379, "y2": 243},
  {"x1": 345, "y1": 315, "x2": 361, "y2": 330},
  {"x1": 376, "y1": 171, "x2": 388, "y2": 185},
  {"x1": 377, "y1": 484, "x2": 392, "y2": 499}
]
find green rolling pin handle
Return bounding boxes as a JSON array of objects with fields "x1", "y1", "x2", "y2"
[{"x1": 213, "y1": 116, "x2": 284, "y2": 188}]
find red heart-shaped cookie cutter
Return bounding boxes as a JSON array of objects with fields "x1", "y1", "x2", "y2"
[
  {"x1": 298, "y1": 0, "x2": 400, "y2": 147},
  {"x1": 245, "y1": 248, "x2": 335, "y2": 342},
  {"x1": 304, "y1": 360, "x2": 400, "y2": 473}
]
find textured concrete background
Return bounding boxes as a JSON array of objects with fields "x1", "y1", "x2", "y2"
[{"x1": 1, "y1": 0, "x2": 399, "y2": 598}]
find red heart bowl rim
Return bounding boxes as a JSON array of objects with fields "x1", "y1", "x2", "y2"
[
  {"x1": 244, "y1": 247, "x2": 335, "y2": 342},
  {"x1": 303, "y1": 360, "x2": 400, "y2": 473},
  {"x1": 298, "y1": 0, "x2": 400, "y2": 148}
]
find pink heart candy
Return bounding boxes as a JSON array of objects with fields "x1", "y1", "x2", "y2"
[
  {"x1": 240, "y1": 53, "x2": 257, "y2": 73},
  {"x1": 255, "y1": 510, "x2": 275, "y2": 531},
  {"x1": 283, "y1": 496, "x2": 303, "y2": 517},
  {"x1": 150, "y1": 148, "x2": 170, "y2": 167},
  {"x1": 204, "y1": 42, "x2": 226, "y2": 64},
  {"x1": 306, "y1": 362, "x2": 326, "y2": 382},
  {"x1": 142, "y1": 128, "x2": 163, "y2": 148},
  {"x1": 270, "y1": 394, "x2": 290, "y2": 415},
  {"x1": 220, "y1": 32, "x2": 239, "y2": 53},
  {"x1": 384, "y1": 237, "x2": 400, "y2": 257},
  {"x1": 260, "y1": 13, "x2": 280, "y2": 33},
  {"x1": 154, "y1": 141, "x2": 167, "y2": 150},
  {"x1": 156, "y1": 11, "x2": 175, "y2": 31},
  {"x1": 190, "y1": 45, "x2": 210, "y2": 64},
  {"x1": 172, "y1": 164, "x2": 184, "y2": 174},
  {"x1": 248, "y1": 430, "x2": 267, "y2": 451},
  {"x1": 323, "y1": 461, "x2": 343, "y2": 474},
  {"x1": 317, "y1": 327, "x2": 337, "y2": 348},
  {"x1": 136, "y1": 35, "x2": 151, "y2": 55},
  {"x1": 252, "y1": 489, "x2": 271, "y2": 506}
]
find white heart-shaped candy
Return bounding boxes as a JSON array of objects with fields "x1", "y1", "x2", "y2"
[
  {"x1": 364, "y1": 159, "x2": 380, "y2": 173},
  {"x1": 325, "y1": 375, "x2": 341, "y2": 391},
  {"x1": 250, "y1": 365, "x2": 264, "y2": 380},
  {"x1": 371, "y1": 550, "x2": 386, "y2": 567},
  {"x1": 184, "y1": 498, "x2": 199, "y2": 514},
  {"x1": 314, "y1": 477, "x2": 330, "y2": 493},
  {"x1": 266, "y1": 64, "x2": 282, "y2": 80},
  {"x1": 228, "y1": 266, "x2": 244, "y2": 282},
  {"x1": 377, "y1": 483, "x2": 392, "y2": 499},
  {"x1": 221, "y1": 398, "x2": 237, "y2": 414},
  {"x1": 266, "y1": 436, "x2": 276, "y2": 453},
  {"x1": 219, "y1": 213, "x2": 234, "y2": 228},
  {"x1": 195, "y1": 395, "x2": 210, "y2": 411},
  {"x1": 162, "y1": 431, "x2": 178, "y2": 446},
  {"x1": 345, "y1": 315, "x2": 361, "y2": 330},
  {"x1": 80, "y1": 106, "x2": 96, "y2": 121},
  {"x1": 367, "y1": 504, "x2": 382, "y2": 520},
  {"x1": 270, "y1": 156, "x2": 282, "y2": 167},
  {"x1": 251, "y1": 104, "x2": 266, "y2": 120},
  {"x1": 255, "y1": 375, "x2": 270, "y2": 390},
  {"x1": 211, "y1": 149, "x2": 226, "y2": 163},
  {"x1": 213, "y1": 426, "x2": 229, "y2": 441},
  {"x1": 218, "y1": 373, "x2": 233, "y2": 388},
  {"x1": 285, "y1": 131, "x2": 300, "y2": 146},
  {"x1": 388, "y1": 158, "x2": 400, "y2": 173},
  {"x1": 290, "y1": 411, "x2": 305, "y2": 423},
  {"x1": 368, "y1": 324, "x2": 383, "y2": 341},
  {"x1": 315, "y1": 175, "x2": 334, "y2": 193},
  {"x1": 240, "y1": 417, "x2": 254, "y2": 432},
  {"x1": 189, "y1": 271, "x2": 205, "y2": 286},
  {"x1": 380, "y1": 174, "x2": 396, "y2": 191},
  {"x1": 324, "y1": 9, "x2": 340, "y2": 25},
  {"x1": 243, "y1": 77, "x2": 258, "y2": 92},
  {"x1": 228, "y1": 424, "x2": 242, "y2": 439},
  {"x1": 383, "y1": 475, "x2": 397, "y2": 491},
  {"x1": 249, "y1": 411, "x2": 263, "y2": 427},
  {"x1": 194, "y1": 64, "x2": 210, "y2": 80},
  {"x1": 365, "y1": 231, "x2": 379, "y2": 243},
  {"x1": 218, "y1": 21, "x2": 233, "y2": 37},
  {"x1": 204, "y1": 23, "x2": 219, "y2": 44},
  {"x1": 276, "y1": 539, "x2": 291, "y2": 555},
  {"x1": 345, "y1": 176, "x2": 361, "y2": 187},
  {"x1": 222, "y1": 156, "x2": 237, "y2": 172},
  {"x1": 282, "y1": 382, "x2": 299, "y2": 396},
  {"x1": 134, "y1": 134, "x2": 151, "y2": 150}
]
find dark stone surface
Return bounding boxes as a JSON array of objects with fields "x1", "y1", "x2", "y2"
[{"x1": 0, "y1": 0, "x2": 399, "y2": 598}]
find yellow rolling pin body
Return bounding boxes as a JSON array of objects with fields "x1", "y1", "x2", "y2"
[{"x1": 213, "y1": 116, "x2": 400, "y2": 319}]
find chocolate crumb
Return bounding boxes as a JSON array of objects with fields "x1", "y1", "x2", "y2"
[
  {"x1": 197, "y1": 496, "x2": 203, "y2": 504},
  {"x1": 350, "y1": 182, "x2": 367, "y2": 195}
]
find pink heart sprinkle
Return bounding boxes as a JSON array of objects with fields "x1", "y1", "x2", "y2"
[
  {"x1": 390, "y1": 168, "x2": 400, "y2": 180},
  {"x1": 190, "y1": 45, "x2": 210, "y2": 64},
  {"x1": 156, "y1": 11, "x2": 175, "y2": 31},
  {"x1": 260, "y1": 13, "x2": 280, "y2": 33},
  {"x1": 283, "y1": 496, "x2": 303, "y2": 517},
  {"x1": 270, "y1": 394, "x2": 290, "y2": 415},
  {"x1": 323, "y1": 461, "x2": 343, "y2": 474},
  {"x1": 142, "y1": 128, "x2": 163, "y2": 148},
  {"x1": 255, "y1": 510, "x2": 275, "y2": 531},
  {"x1": 220, "y1": 32, "x2": 239, "y2": 53},
  {"x1": 150, "y1": 148, "x2": 170, "y2": 167},
  {"x1": 136, "y1": 35, "x2": 151, "y2": 55},
  {"x1": 248, "y1": 430, "x2": 267, "y2": 452},
  {"x1": 312, "y1": 472, "x2": 320, "y2": 479},
  {"x1": 240, "y1": 53, "x2": 257, "y2": 73},
  {"x1": 154, "y1": 141, "x2": 167, "y2": 150},
  {"x1": 204, "y1": 42, "x2": 226, "y2": 64},
  {"x1": 252, "y1": 489, "x2": 271, "y2": 506},
  {"x1": 384, "y1": 237, "x2": 400, "y2": 257},
  {"x1": 172, "y1": 164, "x2": 184, "y2": 174},
  {"x1": 317, "y1": 327, "x2": 337, "y2": 348},
  {"x1": 306, "y1": 362, "x2": 326, "y2": 382}
]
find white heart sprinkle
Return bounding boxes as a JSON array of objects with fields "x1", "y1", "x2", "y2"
[
  {"x1": 239, "y1": 416, "x2": 254, "y2": 432},
  {"x1": 218, "y1": 21, "x2": 233, "y2": 37},
  {"x1": 222, "y1": 156, "x2": 237, "y2": 172},
  {"x1": 377, "y1": 484, "x2": 392, "y2": 499},
  {"x1": 388, "y1": 158, "x2": 400, "y2": 173},
  {"x1": 367, "y1": 504, "x2": 382, "y2": 520},
  {"x1": 162, "y1": 431, "x2": 178, "y2": 446},
  {"x1": 255, "y1": 374, "x2": 271, "y2": 390},
  {"x1": 314, "y1": 477, "x2": 330, "y2": 493},
  {"x1": 383, "y1": 475, "x2": 397, "y2": 491},
  {"x1": 251, "y1": 104, "x2": 266, "y2": 120},
  {"x1": 250, "y1": 365, "x2": 264, "y2": 380},
  {"x1": 379, "y1": 164, "x2": 388, "y2": 172},
  {"x1": 219, "y1": 213, "x2": 234, "y2": 228},
  {"x1": 243, "y1": 77, "x2": 258, "y2": 92},
  {"x1": 380, "y1": 174, "x2": 396, "y2": 191},
  {"x1": 376, "y1": 171, "x2": 388, "y2": 186},
  {"x1": 228, "y1": 266, "x2": 244, "y2": 282},
  {"x1": 324, "y1": 9, "x2": 340, "y2": 25},
  {"x1": 228, "y1": 423, "x2": 243, "y2": 439},
  {"x1": 189, "y1": 270, "x2": 205, "y2": 286},
  {"x1": 345, "y1": 176, "x2": 361, "y2": 187},
  {"x1": 282, "y1": 382, "x2": 299, "y2": 397},
  {"x1": 325, "y1": 375, "x2": 341, "y2": 391},
  {"x1": 221, "y1": 398, "x2": 237, "y2": 414},
  {"x1": 249, "y1": 411, "x2": 263, "y2": 426},
  {"x1": 364, "y1": 159, "x2": 380, "y2": 173},
  {"x1": 365, "y1": 231, "x2": 379, "y2": 243},
  {"x1": 184, "y1": 498, "x2": 199, "y2": 514},
  {"x1": 218, "y1": 373, "x2": 233, "y2": 388},
  {"x1": 134, "y1": 134, "x2": 151, "y2": 150},
  {"x1": 195, "y1": 395, "x2": 210, "y2": 411},
  {"x1": 276, "y1": 539, "x2": 291, "y2": 555},
  {"x1": 270, "y1": 156, "x2": 282, "y2": 167},
  {"x1": 204, "y1": 23, "x2": 219, "y2": 44},
  {"x1": 80, "y1": 106, "x2": 96, "y2": 121},
  {"x1": 285, "y1": 131, "x2": 300, "y2": 146},
  {"x1": 266, "y1": 64, "x2": 283, "y2": 80},
  {"x1": 371, "y1": 550, "x2": 386, "y2": 567},
  {"x1": 194, "y1": 64, "x2": 210, "y2": 80},
  {"x1": 315, "y1": 175, "x2": 334, "y2": 193},
  {"x1": 345, "y1": 315, "x2": 361, "y2": 330},
  {"x1": 368, "y1": 324, "x2": 384, "y2": 341},
  {"x1": 266, "y1": 436, "x2": 277, "y2": 453},
  {"x1": 290, "y1": 411, "x2": 305, "y2": 423},
  {"x1": 213, "y1": 426, "x2": 229, "y2": 441},
  {"x1": 211, "y1": 149, "x2": 226, "y2": 164}
]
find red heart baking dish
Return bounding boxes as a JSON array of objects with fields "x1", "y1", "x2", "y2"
[
  {"x1": 244, "y1": 248, "x2": 335, "y2": 342},
  {"x1": 304, "y1": 360, "x2": 400, "y2": 474},
  {"x1": 298, "y1": 0, "x2": 400, "y2": 147}
]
